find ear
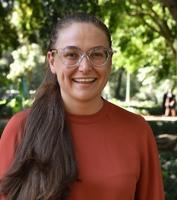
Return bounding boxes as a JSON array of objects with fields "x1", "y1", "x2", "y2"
[{"x1": 47, "y1": 51, "x2": 56, "y2": 74}]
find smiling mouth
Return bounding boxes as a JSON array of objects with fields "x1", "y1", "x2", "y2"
[{"x1": 72, "y1": 78, "x2": 97, "y2": 83}]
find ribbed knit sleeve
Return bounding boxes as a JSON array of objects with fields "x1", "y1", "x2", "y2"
[
  {"x1": 0, "y1": 111, "x2": 28, "y2": 200},
  {"x1": 134, "y1": 118, "x2": 165, "y2": 200}
]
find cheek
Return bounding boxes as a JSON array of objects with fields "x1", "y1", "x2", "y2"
[
  {"x1": 55, "y1": 67, "x2": 74, "y2": 85},
  {"x1": 102, "y1": 65, "x2": 111, "y2": 79}
]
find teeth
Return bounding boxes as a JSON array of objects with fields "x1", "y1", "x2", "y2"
[{"x1": 73, "y1": 78, "x2": 96, "y2": 83}]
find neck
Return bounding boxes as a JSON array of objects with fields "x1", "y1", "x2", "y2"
[{"x1": 63, "y1": 97, "x2": 104, "y2": 115}]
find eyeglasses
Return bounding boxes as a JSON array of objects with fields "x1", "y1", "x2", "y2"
[{"x1": 50, "y1": 46, "x2": 114, "y2": 68}]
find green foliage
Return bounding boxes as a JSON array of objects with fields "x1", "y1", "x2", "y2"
[
  {"x1": 0, "y1": 0, "x2": 19, "y2": 56},
  {"x1": 5, "y1": 42, "x2": 45, "y2": 109},
  {"x1": 7, "y1": 0, "x2": 101, "y2": 51},
  {"x1": 111, "y1": 0, "x2": 177, "y2": 78},
  {"x1": 160, "y1": 152, "x2": 177, "y2": 200},
  {"x1": 7, "y1": 43, "x2": 44, "y2": 81},
  {"x1": 0, "y1": 0, "x2": 177, "y2": 86},
  {"x1": 7, "y1": 96, "x2": 32, "y2": 112}
]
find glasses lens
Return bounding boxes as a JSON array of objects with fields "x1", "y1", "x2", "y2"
[
  {"x1": 89, "y1": 47, "x2": 109, "y2": 66},
  {"x1": 61, "y1": 47, "x2": 81, "y2": 66}
]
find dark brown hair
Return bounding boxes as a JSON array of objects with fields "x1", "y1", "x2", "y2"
[{"x1": 0, "y1": 12, "x2": 111, "y2": 200}]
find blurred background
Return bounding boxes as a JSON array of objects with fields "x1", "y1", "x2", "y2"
[{"x1": 0, "y1": 0, "x2": 177, "y2": 199}]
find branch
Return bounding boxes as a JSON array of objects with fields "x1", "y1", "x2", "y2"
[
  {"x1": 141, "y1": 17, "x2": 160, "y2": 34},
  {"x1": 161, "y1": 0, "x2": 177, "y2": 23},
  {"x1": 129, "y1": 2, "x2": 174, "y2": 46}
]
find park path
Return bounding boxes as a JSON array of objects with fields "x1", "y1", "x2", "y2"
[{"x1": 143, "y1": 115, "x2": 177, "y2": 121}]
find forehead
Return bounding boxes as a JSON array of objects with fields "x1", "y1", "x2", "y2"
[{"x1": 55, "y1": 22, "x2": 109, "y2": 49}]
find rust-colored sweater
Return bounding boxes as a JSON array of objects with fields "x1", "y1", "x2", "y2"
[{"x1": 0, "y1": 100, "x2": 165, "y2": 199}]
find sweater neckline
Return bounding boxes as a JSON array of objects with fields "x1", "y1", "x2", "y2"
[{"x1": 66, "y1": 99, "x2": 108, "y2": 124}]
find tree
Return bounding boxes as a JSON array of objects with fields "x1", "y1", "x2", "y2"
[
  {"x1": 126, "y1": 0, "x2": 177, "y2": 78},
  {"x1": 161, "y1": 0, "x2": 177, "y2": 24},
  {"x1": 94, "y1": 0, "x2": 177, "y2": 102},
  {"x1": 0, "y1": 0, "x2": 19, "y2": 55},
  {"x1": 0, "y1": 0, "x2": 177, "y2": 104}
]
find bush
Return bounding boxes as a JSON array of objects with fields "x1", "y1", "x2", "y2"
[{"x1": 160, "y1": 151, "x2": 177, "y2": 200}]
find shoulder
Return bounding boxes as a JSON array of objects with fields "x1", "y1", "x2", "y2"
[
  {"x1": 9, "y1": 109, "x2": 29, "y2": 121},
  {"x1": 0, "y1": 109, "x2": 30, "y2": 178},
  {"x1": 104, "y1": 100, "x2": 144, "y2": 123},
  {"x1": 0, "y1": 109, "x2": 30, "y2": 141},
  {"x1": 104, "y1": 99, "x2": 153, "y2": 138},
  {"x1": 4, "y1": 109, "x2": 30, "y2": 130}
]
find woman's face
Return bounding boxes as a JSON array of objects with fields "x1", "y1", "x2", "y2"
[{"x1": 48, "y1": 22, "x2": 112, "y2": 107}]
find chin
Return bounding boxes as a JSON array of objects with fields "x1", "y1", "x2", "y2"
[{"x1": 75, "y1": 93, "x2": 101, "y2": 102}]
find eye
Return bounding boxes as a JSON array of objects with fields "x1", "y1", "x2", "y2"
[
  {"x1": 91, "y1": 52, "x2": 104, "y2": 58},
  {"x1": 90, "y1": 49, "x2": 107, "y2": 59},
  {"x1": 63, "y1": 51, "x2": 80, "y2": 60}
]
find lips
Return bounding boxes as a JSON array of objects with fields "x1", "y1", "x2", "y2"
[{"x1": 72, "y1": 77, "x2": 97, "y2": 83}]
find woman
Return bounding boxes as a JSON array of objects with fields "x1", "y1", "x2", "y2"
[
  {"x1": 163, "y1": 89, "x2": 176, "y2": 116},
  {"x1": 0, "y1": 12, "x2": 164, "y2": 200}
]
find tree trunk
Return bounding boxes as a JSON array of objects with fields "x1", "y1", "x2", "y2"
[
  {"x1": 115, "y1": 67, "x2": 125, "y2": 99},
  {"x1": 161, "y1": 0, "x2": 177, "y2": 24},
  {"x1": 125, "y1": 71, "x2": 131, "y2": 105}
]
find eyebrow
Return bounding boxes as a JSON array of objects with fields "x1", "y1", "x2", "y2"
[{"x1": 59, "y1": 45, "x2": 110, "y2": 51}]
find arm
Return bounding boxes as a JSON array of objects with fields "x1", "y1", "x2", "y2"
[
  {"x1": 135, "y1": 120, "x2": 165, "y2": 200},
  {"x1": 0, "y1": 111, "x2": 28, "y2": 200}
]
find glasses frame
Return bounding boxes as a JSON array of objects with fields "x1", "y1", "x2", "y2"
[{"x1": 49, "y1": 46, "x2": 114, "y2": 68}]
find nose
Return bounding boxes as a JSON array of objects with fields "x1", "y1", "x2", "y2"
[{"x1": 78, "y1": 54, "x2": 92, "y2": 73}]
